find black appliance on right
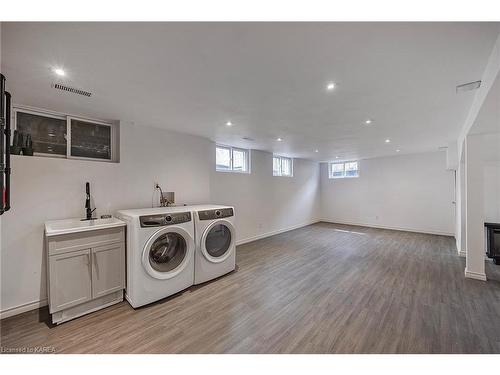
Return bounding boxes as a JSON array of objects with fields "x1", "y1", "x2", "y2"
[{"x1": 485, "y1": 222, "x2": 500, "y2": 265}]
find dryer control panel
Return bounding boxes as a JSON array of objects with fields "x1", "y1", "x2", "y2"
[
  {"x1": 198, "y1": 207, "x2": 234, "y2": 220},
  {"x1": 140, "y1": 212, "x2": 191, "y2": 227}
]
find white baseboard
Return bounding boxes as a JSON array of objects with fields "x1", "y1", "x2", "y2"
[
  {"x1": 0, "y1": 298, "x2": 48, "y2": 320},
  {"x1": 464, "y1": 269, "x2": 487, "y2": 281},
  {"x1": 236, "y1": 219, "x2": 320, "y2": 246},
  {"x1": 320, "y1": 218, "x2": 454, "y2": 237}
]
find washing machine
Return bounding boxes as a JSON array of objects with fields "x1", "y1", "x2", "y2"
[
  {"x1": 190, "y1": 205, "x2": 236, "y2": 284},
  {"x1": 116, "y1": 207, "x2": 195, "y2": 308}
]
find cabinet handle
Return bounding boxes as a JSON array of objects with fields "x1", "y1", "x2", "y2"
[{"x1": 93, "y1": 252, "x2": 99, "y2": 278}]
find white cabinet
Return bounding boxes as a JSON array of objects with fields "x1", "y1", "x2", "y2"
[
  {"x1": 49, "y1": 249, "x2": 92, "y2": 311},
  {"x1": 46, "y1": 226, "x2": 125, "y2": 324},
  {"x1": 91, "y1": 243, "x2": 125, "y2": 298}
]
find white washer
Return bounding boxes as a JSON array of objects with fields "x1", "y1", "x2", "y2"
[
  {"x1": 116, "y1": 207, "x2": 195, "y2": 308},
  {"x1": 190, "y1": 205, "x2": 236, "y2": 284}
]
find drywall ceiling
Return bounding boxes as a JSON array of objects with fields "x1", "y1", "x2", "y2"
[{"x1": 1, "y1": 22, "x2": 499, "y2": 161}]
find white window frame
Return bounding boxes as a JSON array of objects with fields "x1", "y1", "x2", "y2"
[
  {"x1": 273, "y1": 155, "x2": 294, "y2": 177},
  {"x1": 13, "y1": 105, "x2": 118, "y2": 162},
  {"x1": 215, "y1": 144, "x2": 251, "y2": 173},
  {"x1": 328, "y1": 161, "x2": 359, "y2": 179}
]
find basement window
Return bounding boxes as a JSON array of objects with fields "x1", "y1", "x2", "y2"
[
  {"x1": 329, "y1": 161, "x2": 359, "y2": 179},
  {"x1": 273, "y1": 155, "x2": 293, "y2": 177},
  {"x1": 216, "y1": 145, "x2": 250, "y2": 173},
  {"x1": 13, "y1": 106, "x2": 118, "y2": 162}
]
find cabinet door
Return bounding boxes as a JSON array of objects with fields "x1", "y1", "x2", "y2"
[
  {"x1": 92, "y1": 243, "x2": 125, "y2": 298},
  {"x1": 49, "y1": 249, "x2": 92, "y2": 313}
]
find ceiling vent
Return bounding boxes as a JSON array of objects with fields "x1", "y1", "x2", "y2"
[
  {"x1": 53, "y1": 83, "x2": 92, "y2": 97},
  {"x1": 456, "y1": 80, "x2": 481, "y2": 93}
]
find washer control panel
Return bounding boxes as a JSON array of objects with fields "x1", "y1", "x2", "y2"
[
  {"x1": 140, "y1": 212, "x2": 192, "y2": 227},
  {"x1": 198, "y1": 207, "x2": 234, "y2": 221}
]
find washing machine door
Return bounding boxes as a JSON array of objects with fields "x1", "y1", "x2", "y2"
[
  {"x1": 142, "y1": 226, "x2": 194, "y2": 279},
  {"x1": 201, "y1": 219, "x2": 235, "y2": 263}
]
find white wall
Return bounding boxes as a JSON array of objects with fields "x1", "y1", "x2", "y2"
[
  {"x1": 456, "y1": 144, "x2": 466, "y2": 256},
  {"x1": 465, "y1": 135, "x2": 487, "y2": 280},
  {"x1": 484, "y1": 162, "x2": 500, "y2": 223},
  {"x1": 210, "y1": 150, "x2": 320, "y2": 244},
  {"x1": 0, "y1": 123, "x2": 321, "y2": 317},
  {"x1": 320, "y1": 151, "x2": 455, "y2": 235},
  {"x1": 464, "y1": 133, "x2": 500, "y2": 280},
  {"x1": 0, "y1": 122, "x2": 213, "y2": 316}
]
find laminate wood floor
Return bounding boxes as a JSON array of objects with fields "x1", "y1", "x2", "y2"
[{"x1": 1, "y1": 223, "x2": 500, "y2": 353}]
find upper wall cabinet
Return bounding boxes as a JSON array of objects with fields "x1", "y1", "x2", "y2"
[{"x1": 13, "y1": 106, "x2": 119, "y2": 162}]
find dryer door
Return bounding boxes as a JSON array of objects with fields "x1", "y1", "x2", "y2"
[
  {"x1": 201, "y1": 219, "x2": 235, "y2": 263},
  {"x1": 142, "y1": 226, "x2": 194, "y2": 279}
]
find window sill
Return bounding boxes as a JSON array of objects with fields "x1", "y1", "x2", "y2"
[
  {"x1": 216, "y1": 169, "x2": 250, "y2": 174},
  {"x1": 329, "y1": 176, "x2": 359, "y2": 179},
  {"x1": 11, "y1": 153, "x2": 119, "y2": 163}
]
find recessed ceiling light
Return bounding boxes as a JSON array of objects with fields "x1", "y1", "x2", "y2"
[
  {"x1": 314, "y1": 149, "x2": 319, "y2": 153},
  {"x1": 365, "y1": 119, "x2": 373, "y2": 125},
  {"x1": 335, "y1": 156, "x2": 339, "y2": 159},
  {"x1": 385, "y1": 139, "x2": 391, "y2": 143},
  {"x1": 276, "y1": 137, "x2": 283, "y2": 142},
  {"x1": 326, "y1": 82, "x2": 335, "y2": 91},
  {"x1": 226, "y1": 121, "x2": 233, "y2": 126},
  {"x1": 396, "y1": 149, "x2": 401, "y2": 152},
  {"x1": 53, "y1": 68, "x2": 65, "y2": 76}
]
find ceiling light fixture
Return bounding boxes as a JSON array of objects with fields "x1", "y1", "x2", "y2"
[
  {"x1": 314, "y1": 149, "x2": 319, "y2": 153},
  {"x1": 326, "y1": 82, "x2": 335, "y2": 91},
  {"x1": 226, "y1": 121, "x2": 233, "y2": 126},
  {"x1": 365, "y1": 119, "x2": 373, "y2": 125},
  {"x1": 396, "y1": 149, "x2": 401, "y2": 152},
  {"x1": 53, "y1": 68, "x2": 65, "y2": 76},
  {"x1": 276, "y1": 137, "x2": 283, "y2": 142},
  {"x1": 385, "y1": 139, "x2": 391, "y2": 143},
  {"x1": 335, "y1": 156, "x2": 339, "y2": 159}
]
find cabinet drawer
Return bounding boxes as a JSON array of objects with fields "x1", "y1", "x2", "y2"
[{"x1": 48, "y1": 227, "x2": 125, "y2": 256}]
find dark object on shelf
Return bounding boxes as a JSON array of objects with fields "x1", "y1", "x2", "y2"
[
  {"x1": 10, "y1": 129, "x2": 22, "y2": 155},
  {"x1": 1, "y1": 73, "x2": 12, "y2": 215},
  {"x1": 485, "y1": 222, "x2": 500, "y2": 265},
  {"x1": 23, "y1": 134, "x2": 34, "y2": 156},
  {"x1": 82, "y1": 182, "x2": 96, "y2": 221}
]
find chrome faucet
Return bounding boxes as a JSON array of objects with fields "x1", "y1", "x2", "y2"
[{"x1": 84, "y1": 182, "x2": 96, "y2": 220}]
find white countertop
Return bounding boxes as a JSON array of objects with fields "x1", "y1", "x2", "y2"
[{"x1": 45, "y1": 217, "x2": 126, "y2": 237}]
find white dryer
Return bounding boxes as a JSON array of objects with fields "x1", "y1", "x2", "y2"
[
  {"x1": 116, "y1": 207, "x2": 195, "y2": 308},
  {"x1": 191, "y1": 205, "x2": 236, "y2": 284}
]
